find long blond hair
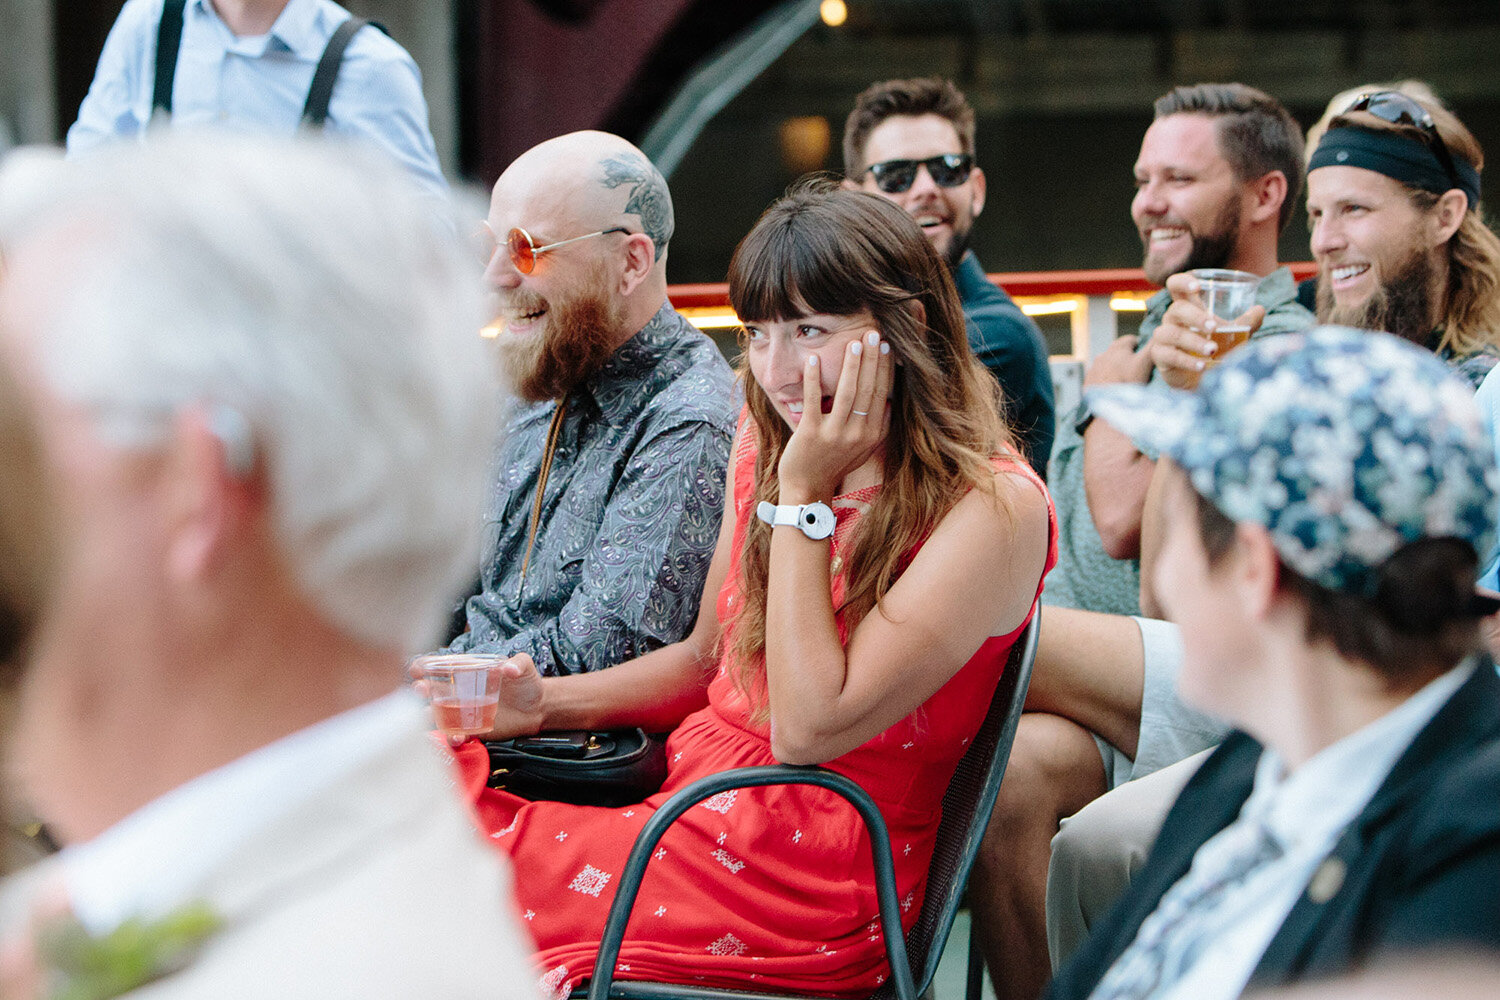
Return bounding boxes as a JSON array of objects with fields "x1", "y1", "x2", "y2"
[{"x1": 723, "y1": 182, "x2": 1012, "y2": 713}]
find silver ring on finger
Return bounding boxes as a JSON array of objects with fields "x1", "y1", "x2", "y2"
[{"x1": 851, "y1": 409, "x2": 870, "y2": 416}]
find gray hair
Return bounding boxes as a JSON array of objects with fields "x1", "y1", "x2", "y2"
[{"x1": 0, "y1": 134, "x2": 498, "y2": 653}]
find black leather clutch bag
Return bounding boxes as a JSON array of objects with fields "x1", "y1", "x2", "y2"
[{"x1": 483, "y1": 729, "x2": 668, "y2": 807}]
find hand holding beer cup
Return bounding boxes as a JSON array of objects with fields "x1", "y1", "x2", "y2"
[{"x1": 1149, "y1": 270, "x2": 1266, "y2": 389}]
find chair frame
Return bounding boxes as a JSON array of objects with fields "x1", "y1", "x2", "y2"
[{"x1": 580, "y1": 612, "x2": 1041, "y2": 1000}]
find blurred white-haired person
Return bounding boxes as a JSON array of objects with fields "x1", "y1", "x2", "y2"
[
  {"x1": 1048, "y1": 326, "x2": 1500, "y2": 1000},
  {"x1": 0, "y1": 135, "x2": 535, "y2": 999}
]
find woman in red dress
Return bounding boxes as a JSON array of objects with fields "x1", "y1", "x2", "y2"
[{"x1": 448, "y1": 183, "x2": 1056, "y2": 998}]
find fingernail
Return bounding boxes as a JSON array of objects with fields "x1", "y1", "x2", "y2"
[
  {"x1": 807, "y1": 355, "x2": 818, "y2": 368},
  {"x1": 880, "y1": 342, "x2": 890, "y2": 355},
  {"x1": 867, "y1": 331, "x2": 879, "y2": 346},
  {"x1": 1204, "y1": 317, "x2": 1216, "y2": 331},
  {"x1": 850, "y1": 341, "x2": 862, "y2": 356}
]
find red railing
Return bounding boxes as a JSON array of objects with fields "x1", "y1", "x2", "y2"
[{"x1": 669, "y1": 263, "x2": 1319, "y2": 310}]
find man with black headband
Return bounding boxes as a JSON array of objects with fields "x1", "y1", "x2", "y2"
[{"x1": 844, "y1": 77, "x2": 1055, "y2": 478}]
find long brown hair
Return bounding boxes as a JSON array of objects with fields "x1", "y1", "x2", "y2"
[
  {"x1": 723, "y1": 181, "x2": 1012, "y2": 710},
  {"x1": 1331, "y1": 102, "x2": 1500, "y2": 358}
]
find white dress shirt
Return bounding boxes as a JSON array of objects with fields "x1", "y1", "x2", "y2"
[
  {"x1": 60, "y1": 688, "x2": 427, "y2": 934},
  {"x1": 66, "y1": 0, "x2": 447, "y2": 202},
  {"x1": 1092, "y1": 659, "x2": 1475, "y2": 1000}
]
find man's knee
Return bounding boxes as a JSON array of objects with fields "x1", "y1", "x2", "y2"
[{"x1": 985, "y1": 713, "x2": 1107, "y2": 841}]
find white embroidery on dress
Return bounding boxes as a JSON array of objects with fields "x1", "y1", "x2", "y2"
[
  {"x1": 623, "y1": 809, "x2": 635, "y2": 818},
  {"x1": 491, "y1": 818, "x2": 517, "y2": 838},
  {"x1": 568, "y1": 864, "x2": 612, "y2": 897},
  {"x1": 524, "y1": 909, "x2": 536, "y2": 921},
  {"x1": 706, "y1": 933, "x2": 749, "y2": 957},
  {"x1": 555, "y1": 830, "x2": 569, "y2": 842},
  {"x1": 901, "y1": 890, "x2": 915, "y2": 913},
  {"x1": 700, "y1": 790, "x2": 738, "y2": 814},
  {"x1": 716, "y1": 832, "x2": 727, "y2": 845},
  {"x1": 655, "y1": 906, "x2": 667, "y2": 917},
  {"x1": 540, "y1": 964, "x2": 572, "y2": 1000},
  {"x1": 654, "y1": 847, "x2": 667, "y2": 860},
  {"x1": 903, "y1": 843, "x2": 911, "y2": 856},
  {"x1": 902, "y1": 741, "x2": 915, "y2": 750},
  {"x1": 711, "y1": 848, "x2": 745, "y2": 873},
  {"x1": 793, "y1": 830, "x2": 802, "y2": 843}
]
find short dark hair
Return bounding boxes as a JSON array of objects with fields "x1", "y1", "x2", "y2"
[
  {"x1": 843, "y1": 77, "x2": 976, "y2": 178},
  {"x1": 1193, "y1": 489, "x2": 1481, "y2": 680},
  {"x1": 1154, "y1": 83, "x2": 1305, "y2": 234}
]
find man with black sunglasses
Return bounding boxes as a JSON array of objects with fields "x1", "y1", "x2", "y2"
[
  {"x1": 843, "y1": 77, "x2": 1055, "y2": 480},
  {"x1": 445, "y1": 130, "x2": 737, "y2": 678}
]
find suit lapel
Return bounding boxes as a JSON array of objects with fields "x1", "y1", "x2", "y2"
[{"x1": 1252, "y1": 660, "x2": 1500, "y2": 982}]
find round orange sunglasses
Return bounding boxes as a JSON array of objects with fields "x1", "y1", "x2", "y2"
[{"x1": 479, "y1": 223, "x2": 632, "y2": 274}]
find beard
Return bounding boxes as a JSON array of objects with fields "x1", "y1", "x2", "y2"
[
  {"x1": 1316, "y1": 246, "x2": 1435, "y2": 344},
  {"x1": 942, "y1": 217, "x2": 973, "y2": 270},
  {"x1": 496, "y1": 280, "x2": 626, "y2": 403},
  {"x1": 1140, "y1": 194, "x2": 1242, "y2": 286}
]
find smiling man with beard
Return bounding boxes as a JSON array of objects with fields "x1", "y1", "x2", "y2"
[
  {"x1": 843, "y1": 78, "x2": 1055, "y2": 479},
  {"x1": 966, "y1": 83, "x2": 1315, "y2": 1000},
  {"x1": 446, "y1": 130, "x2": 737, "y2": 676},
  {"x1": 1306, "y1": 94, "x2": 1500, "y2": 384}
]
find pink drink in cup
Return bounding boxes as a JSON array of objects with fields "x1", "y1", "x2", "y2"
[{"x1": 410, "y1": 653, "x2": 504, "y2": 740}]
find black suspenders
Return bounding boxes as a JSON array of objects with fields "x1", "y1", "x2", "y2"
[{"x1": 151, "y1": 0, "x2": 386, "y2": 128}]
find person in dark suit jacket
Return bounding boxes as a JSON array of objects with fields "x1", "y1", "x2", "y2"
[{"x1": 1046, "y1": 325, "x2": 1500, "y2": 1000}]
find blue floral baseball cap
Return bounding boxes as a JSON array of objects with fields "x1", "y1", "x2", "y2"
[{"x1": 1085, "y1": 326, "x2": 1499, "y2": 597}]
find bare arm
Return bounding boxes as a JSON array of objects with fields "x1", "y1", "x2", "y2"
[
  {"x1": 765, "y1": 333, "x2": 1051, "y2": 764},
  {"x1": 1137, "y1": 459, "x2": 1173, "y2": 618},
  {"x1": 1080, "y1": 336, "x2": 1156, "y2": 560}
]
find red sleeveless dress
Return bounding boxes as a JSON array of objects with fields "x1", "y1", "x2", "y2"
[{"x1": 452, "y1": 429, "x2": 1057, "y2": 998}]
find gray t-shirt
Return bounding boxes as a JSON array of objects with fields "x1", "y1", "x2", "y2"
[{"x1": 1042, "y1": 268, "x2": 1313, "y2": 614}]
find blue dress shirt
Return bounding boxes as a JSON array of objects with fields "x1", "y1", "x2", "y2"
[{"x1": 67, "y1": 0, "x2": 447, "y2": 202}]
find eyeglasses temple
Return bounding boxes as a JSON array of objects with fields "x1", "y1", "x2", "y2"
[{"x1": 530, "y1": 227, "x2": 631, "y2": 255}]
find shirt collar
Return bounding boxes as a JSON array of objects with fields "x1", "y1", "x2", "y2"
[
  {"x1": 1244, "y1": 657, "x2": 1476, "y2": 853},
  {"x1": 191, "y1": 0, "x2": 324, "y2": 56},
  {"x1": 265, "y1": 0, "x2": 328, "y2": 59},
  {"x1": 58, "y1": 688, "x2": 423, "y2": 934},
  {"x1": 584, "y1": 300, "x2": 683, "y2": 423}
]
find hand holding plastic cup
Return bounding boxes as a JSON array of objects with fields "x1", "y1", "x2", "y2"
[
  {"x1": 1191, "y1": 268, "x2": 1260, "y2": 362},
  {"x1": 409, "y1": 653, "x2": 505, "y2": 742}
]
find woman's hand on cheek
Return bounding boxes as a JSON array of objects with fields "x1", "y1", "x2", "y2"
[{"x1": 777, "y1": 330, "x2": 893, "y2": 499}]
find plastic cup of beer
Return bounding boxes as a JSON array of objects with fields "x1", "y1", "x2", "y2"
[
  {"x1": 1191, "y1": 268, "x2": 1260, "y2": 362},
  {"x1": 410, "y1": 653, "x2": 504, "y2": 741}
]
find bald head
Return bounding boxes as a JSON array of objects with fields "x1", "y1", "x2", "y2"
[{"x1": 501, "y1": 131, "x2": 674, "y2": 262}]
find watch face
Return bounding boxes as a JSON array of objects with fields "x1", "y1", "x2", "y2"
[{"x1": 800, "y1": 502, "x2": 836, "y2": 540}]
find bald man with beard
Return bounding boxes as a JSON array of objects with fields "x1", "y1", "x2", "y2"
[{"x1": 446, "y1": 131, "x2": 738, "y2": 677}]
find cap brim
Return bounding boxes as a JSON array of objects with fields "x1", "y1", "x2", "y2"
[{"x1": 1084, "y1": 382, "x2": 1204, "y2": 465}]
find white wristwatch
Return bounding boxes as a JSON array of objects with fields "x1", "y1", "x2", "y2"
[{"x1": 756, "y1": 500, "x2": 836, "y2": 540}]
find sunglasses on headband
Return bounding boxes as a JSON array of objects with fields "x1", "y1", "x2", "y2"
[
  {"x1": 864, "y1": 153, "x2": 974, "y2": 194},
  {"x1": 1345, "y1": 91, "x2": 1461, "y2": 191},
  {"x1": 477, "y1": 223, "x2": 632, "y2": 274}
]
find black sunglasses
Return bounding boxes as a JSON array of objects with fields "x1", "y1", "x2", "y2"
[
  {"x1": 1345, "y1": 91, "x2": 1461, "y2": 190},
  {"x1": 865, "y1": 153, "x2": 974, "y2": 194}
]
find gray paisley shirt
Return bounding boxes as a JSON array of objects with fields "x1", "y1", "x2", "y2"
[{"x1": 448, "y1": 301, "x2": 738, "y2": 674}]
